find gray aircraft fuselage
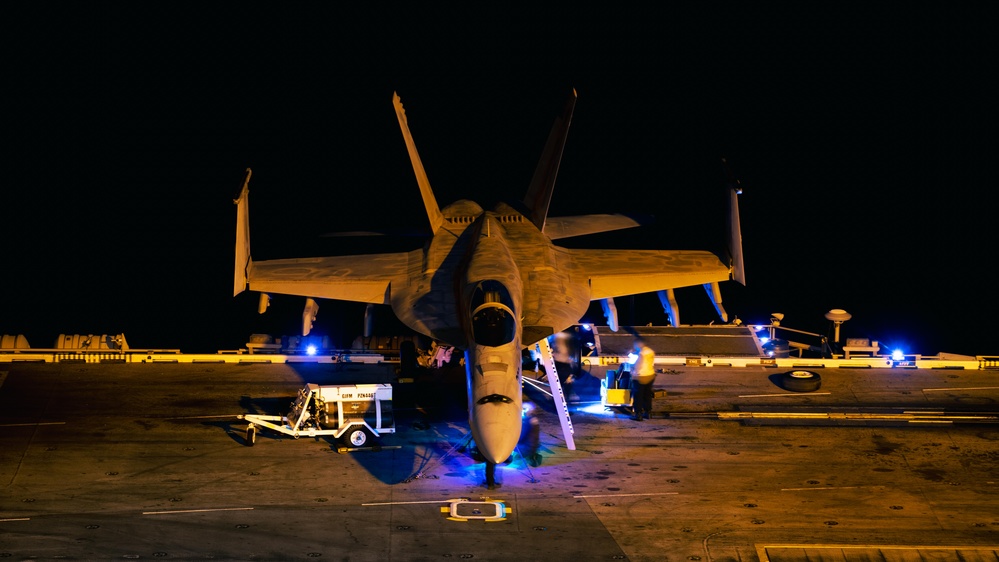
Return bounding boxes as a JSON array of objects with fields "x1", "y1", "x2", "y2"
[
  {"x1": 234, "y1": 90, "x2": 742, "y2": 470},
  {"x1": 388, "y1": 203, "x2": 588, "y2": 463}
]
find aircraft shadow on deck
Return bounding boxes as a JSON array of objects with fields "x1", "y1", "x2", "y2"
[{"x1": 218, "y1": 361, "x2": 549, "y2": 485}]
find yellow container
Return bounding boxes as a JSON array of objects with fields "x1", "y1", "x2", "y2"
[{"x1": 605, "y1": 388, "x2": 631, "y2": 406}]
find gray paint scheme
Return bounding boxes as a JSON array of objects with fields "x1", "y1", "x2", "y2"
[{"x1": 232, "y1": 90, "x2": 744, "y2": 464}]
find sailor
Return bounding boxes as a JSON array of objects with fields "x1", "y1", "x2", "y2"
[
  {"x1": 629, "y1": 338, "x2": 656, "y2": 420},
  {"x1": 522, "y1": 403, "x2": 542, "y2": 467}
]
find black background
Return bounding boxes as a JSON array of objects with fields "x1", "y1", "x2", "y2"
[{"x1": 4, "y1": 5, "x2": 996, "y2": 355}]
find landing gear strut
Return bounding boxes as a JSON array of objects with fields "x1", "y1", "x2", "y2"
[{"x1": 485, "y1": 461, "x2": 498, "y2": 490}]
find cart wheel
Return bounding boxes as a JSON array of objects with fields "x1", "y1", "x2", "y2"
[
  {"x1": 245, "y1": 425, "x2": 256, "y2": 446},
  {"x1": 343, "y1": 427, "x2": 372, "y2": 447}
]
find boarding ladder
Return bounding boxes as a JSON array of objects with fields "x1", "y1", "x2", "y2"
[{"x1": 535, "y1": 337, "x2": 575, "y2": 450}]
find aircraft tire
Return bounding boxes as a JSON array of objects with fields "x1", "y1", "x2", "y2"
[
  {"x1": 245, "y1": 425, "x2": 256, "y2": 446},
  {"x1": 782, "y1": 370, "x2": 822, "y2": 392},
  {"x1": 343, "y1": 427, "x2": 373, "y2": 448}
]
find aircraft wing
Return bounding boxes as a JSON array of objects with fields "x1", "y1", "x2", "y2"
[
  {"x1": 244, "y1": 252, "x2": 413, "y2": 305},
  {"x1": 569, "y1": 248, "x2": 732, "y2": 300}
]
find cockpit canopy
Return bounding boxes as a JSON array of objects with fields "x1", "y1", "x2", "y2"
[{"x1": 469, "y1": 280, "x2": 516, "y2": 347}]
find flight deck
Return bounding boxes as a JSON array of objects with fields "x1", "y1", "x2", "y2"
[{"x1": 2, "y1": 327, "x2": 999, "y2": 560}]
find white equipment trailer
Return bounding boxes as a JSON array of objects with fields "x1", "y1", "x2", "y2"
[{"x1": 238, "y1": 383, "x2": 395, "y2": 448}]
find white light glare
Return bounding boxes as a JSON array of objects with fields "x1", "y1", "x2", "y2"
[
  {"x1": 306, "y1": 345, "x2": 317, "y2": 356},
  {"x1": 578, "y1": 402, "x2": 617, "y2": 416},
  {"x1": 891, "y1": 349, "x2": 905, "y2": 361}
]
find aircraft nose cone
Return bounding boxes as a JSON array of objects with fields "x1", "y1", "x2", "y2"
[{"x1": 472, "y1": 400, "x2": 522, "y2": 464}]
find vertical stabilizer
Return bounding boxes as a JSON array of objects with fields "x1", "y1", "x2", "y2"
[
  {"x1": 233, "y1": 168, "x2": 252, "y2": 297},
  {"x1": 523, "y1": 89, "x2": 577, "y2": 232},
  {"x1": 393, "y1": 92, "x2": 445, "y2": 235}
]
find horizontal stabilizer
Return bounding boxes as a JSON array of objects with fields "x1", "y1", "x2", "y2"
[
  {"x1": 544, "y1": 213, "x2": 650, "y2": 240},
  {"x1": 319, "y1": 227, "x2": 430, "y2": 238}
]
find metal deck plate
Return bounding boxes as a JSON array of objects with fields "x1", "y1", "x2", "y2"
[{"x1": 447, "y1": 500, "x2": 508, "y2": 521}]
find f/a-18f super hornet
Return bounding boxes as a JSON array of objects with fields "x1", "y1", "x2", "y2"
[{"x1": 233, "y1": 89, "x2": 745, "y2": 468}]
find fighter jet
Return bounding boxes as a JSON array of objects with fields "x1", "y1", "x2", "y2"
[{"x1": 232, "y1": 89, "x2": 745, "y2": 466}]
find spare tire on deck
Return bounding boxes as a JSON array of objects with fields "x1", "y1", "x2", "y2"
[{"x1": 781, "y1": 370, "x2": 822, "y2": 392}]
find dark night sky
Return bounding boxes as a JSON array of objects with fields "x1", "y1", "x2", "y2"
[{"x1": 3, "y1": 5, "x2": 997, "y2": 356}]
